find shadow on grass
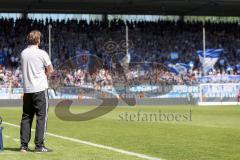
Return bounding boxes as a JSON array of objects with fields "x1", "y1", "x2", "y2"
[{"x1": 4, "y1": 148, "x2": 34, "y2": 152}]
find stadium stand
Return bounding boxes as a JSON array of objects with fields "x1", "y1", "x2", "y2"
[{"x1": 0, "y1": 18, "x2": 240, "y2": 88}]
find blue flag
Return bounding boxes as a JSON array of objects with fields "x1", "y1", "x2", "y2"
[
  {"x1": 168, "y1": 63, "x2": 190, "y2": 75},
  {"x1": 197, "y1": 49, "x2": 223, "y2": 74}
]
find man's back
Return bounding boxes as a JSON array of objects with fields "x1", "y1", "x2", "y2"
[
  {"x1": 21, "y1": 45, "x2": 51, "y2": 93},
  {"x1": 20, "y1": 30, "x2": 53, "y2": 153}
]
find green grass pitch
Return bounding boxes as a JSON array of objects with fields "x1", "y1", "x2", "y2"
[{"x1": 0, "y1": 105, "x2": 240, "y2": 160}]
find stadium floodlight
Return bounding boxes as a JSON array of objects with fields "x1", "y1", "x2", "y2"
[
  {"x1": 48, "y1": 24, "x2": 52, "y2": 61},
  {"x1": 203, "y1": 22, "x2": 206, "y2": 76}
]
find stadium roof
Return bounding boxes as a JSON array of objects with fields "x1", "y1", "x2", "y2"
[{"x1": 1, "y1": 0, "x2": 240, "y2": 16}]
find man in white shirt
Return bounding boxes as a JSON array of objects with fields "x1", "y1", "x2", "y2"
[{"x1": 20, "y1": 30, "x2": 53, "y2": 153}]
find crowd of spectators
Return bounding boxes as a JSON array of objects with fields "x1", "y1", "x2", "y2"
[
  {"x1": 1, "y1": 17, "x2": 240, "y2": 88},
  {"x1": 53, "y1": 66, "x2": 196, "y2": 89}
]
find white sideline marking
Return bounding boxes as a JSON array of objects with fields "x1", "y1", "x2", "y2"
[{"x1": 3, "y1": 122, "x2": 163, "y2": 160}]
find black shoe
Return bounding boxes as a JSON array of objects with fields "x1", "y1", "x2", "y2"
[
  {"x1": 35, "y1": 146, "x2": 53, "y2": 153},
  {"x1": 20, "y1": 146, "x2": 28, "y2": 153}
]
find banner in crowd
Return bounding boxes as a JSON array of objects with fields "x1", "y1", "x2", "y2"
[
  {"x1": 200, "y1": 83, "x2": 240, "y2": 98},
  {"x1": 0, "y1": 88, "x2": 23, "y2": 99},
  {"x1": 197, "y1": 75, "x2": 240, "y2": 83},
  {"x1": 0, "y1": 83, "x2": 239, "y2": 99},
  {"x1": 0, "y1": 85, "x2": 199, "y2": 99}
]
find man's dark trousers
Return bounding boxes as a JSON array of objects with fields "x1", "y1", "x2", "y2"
[{"x1": 20, "y1": 90, "x2": 49, "y2": 148}]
